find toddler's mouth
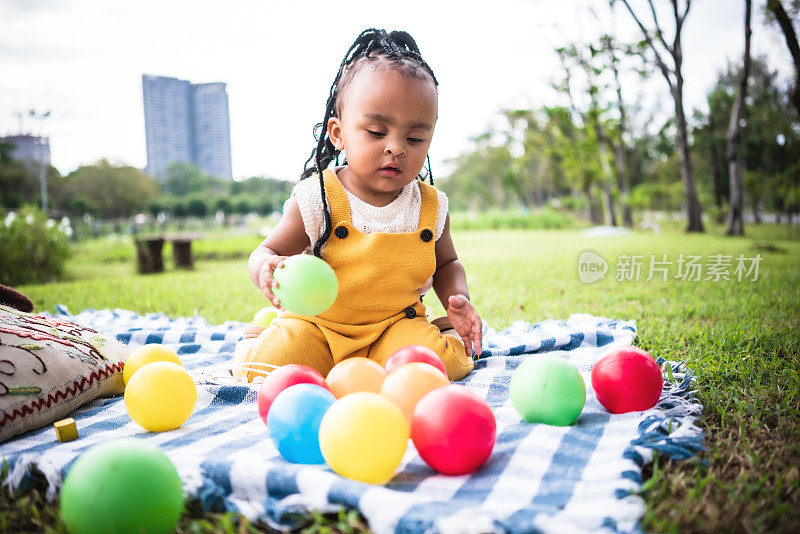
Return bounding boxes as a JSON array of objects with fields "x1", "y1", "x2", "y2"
[{"x1": 379, "y1": 165, "x2": 401, "y2": 177}]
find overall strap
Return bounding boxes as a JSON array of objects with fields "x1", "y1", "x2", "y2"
[
  {"x1": 417, "y1": 180, "x2": 439, "y2": 230},
  {"x1": 322, "y1": 168, "x2": 352, "y2": 227}
]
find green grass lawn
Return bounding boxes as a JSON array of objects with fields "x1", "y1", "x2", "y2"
[{"x1": 5, "y1": 223, "x2": 800, "y2": 532}]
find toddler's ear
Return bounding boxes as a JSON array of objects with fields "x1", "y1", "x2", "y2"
[{"x1": 327, "y1": 117, "x2": 344, "y2": 150}]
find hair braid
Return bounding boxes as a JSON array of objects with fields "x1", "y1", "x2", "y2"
[{"x1": 301, "y1": 28, "x2": 439, "y2": 257}]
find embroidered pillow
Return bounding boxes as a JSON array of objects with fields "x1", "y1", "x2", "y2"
[{"x1": 0, "y1": 305, "x2": 129, "y2": 443}]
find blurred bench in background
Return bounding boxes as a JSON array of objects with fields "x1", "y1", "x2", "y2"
[{"x1": 135, "y1": 235, "x2": 198, "y2": 274}]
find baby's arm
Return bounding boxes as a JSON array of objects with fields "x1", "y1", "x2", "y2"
[
  {"x1": 248, "y1": 196, "x2": 310, "y2": 310},
  {"x1": 432, "y1": 214, "x2": 483, "y2": 356}
]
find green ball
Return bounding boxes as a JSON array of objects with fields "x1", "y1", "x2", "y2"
[
  {"x1": 252, "y1": 306, "x2": 278, "y2": 326},
  {"x1": 510, "y1": 356, "x2": 586, "y2": 426},
  {"x1": 273, "y1": 255, "x2": 338, "y2": 316},
  {"x1": 60, "y1": 439, "x2": 184, "y2": 534}
]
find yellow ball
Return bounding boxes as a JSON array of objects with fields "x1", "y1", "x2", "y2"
[
  {"x1": 318, "y1": 392, "x2": 408, "y2": 485},
  {"x1": 124, "y1": 362, "x2": 197, "y2": 432},
  {"x1": 123, "y1": 344, "x2": 182, "y2": 385}
]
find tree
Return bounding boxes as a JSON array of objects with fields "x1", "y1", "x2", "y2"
[
  {"x1": 544, "y1": 106, "x2": 605, "y2": 224},
  {"x1": 555, "y1": 44, "x2": 618, "y2": 226},
  {"x1": 0, "y1": 140, "x2": 14, "y2": 162},
  {"x1": 766, "y1": 0, "x2": 800, "y2": 117},
  {"x1": 163, "y1": 162, "x2": 214, "y2": 196},
  {"x1": 0, "y1": 144, "x2": 61, "y2": 209},
  {"x1": 503, "y1": 110, "x2": 557, "y2": 207},
  {"x1": 695, "y1": 57, "x2": 800, "y2": 224},
  {"x1": 229, "y1": 176, "x2": 294, "y2": 212},
  {"x1": 726, "y1": 0, "x2": 752, "y2": 236},
  {"x1": 187, "y1": 198, "x2": 208, "y2": 218},
  {"x1": 439, "y1": 132, "x2": 519, "y2": 211},
  {"x1": 55, "y1": 160, "x2": 160, "y2": 219},
  {"x1": 616, "y1": 0, "x2": 705, "y2": 232},
  {"x1": 599, "y1": 34, "x2": 637, "y2": 227}
]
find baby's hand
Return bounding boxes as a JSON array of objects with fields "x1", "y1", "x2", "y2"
[
  {"x1": 446, "y1": 294, "x2": 483, "y2": 357},
  {"x1": 258, "y1": 255, "x2": 288, "y2": 310}
]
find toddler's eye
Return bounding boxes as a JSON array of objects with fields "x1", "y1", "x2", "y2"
[
  {"x1": 367, "y1": 130, "x2": 385, "y2": 137},
  {"x1": 407, "y1": 138, "x2": 424, "y2": 144}
]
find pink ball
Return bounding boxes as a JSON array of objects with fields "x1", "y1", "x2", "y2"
[
  {"x1": 257, "y1": 364, "x2": 329, "y2": 423},
  {"x1": 411, "y1": 385, "x2": 496, "y2": 475},
  {"x1": 385, "y1": 345, "x2": 447, "y2": 377},
  {"x1": 591, "y1": 346, "x2": 663, "y2": 414}
]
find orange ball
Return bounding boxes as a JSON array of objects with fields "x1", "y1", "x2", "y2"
[
  {"x1": 380, "y1": 362, "x2": 450, "y2": 424},
  {"x1": 326, "y1": 357, "x2": 387, "y2": 398}
]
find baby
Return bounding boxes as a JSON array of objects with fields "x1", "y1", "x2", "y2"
[{"x1": 238, "y1": 29, "x2": 483, "y2": 382}]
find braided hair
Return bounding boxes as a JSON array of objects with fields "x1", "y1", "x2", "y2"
[{"x1": 301, "y1": 28, "x2": 439, "y2": 257}]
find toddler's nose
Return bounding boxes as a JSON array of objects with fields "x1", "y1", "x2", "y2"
[{"x1": 385, "y1": 143, "x2": 406, "y2": 157}]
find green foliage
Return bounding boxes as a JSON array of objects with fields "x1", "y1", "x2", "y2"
[
  {"x1": 162, "y1": 162, "x2": 219, "y2": 196},
  {"x1": 629, "y1": 180, "x2": 685, "y2": 212},
  {"x1": 0, "y1": 205, "x2": 71, "y2": 285},
  {"x1": 228, "y1": 176, "x2": 293, "y2": 215},
  {"x1": 693, "y1": 56, "x2": 800, "y2": 215},
  {"x1": 52, "y1": 160, "x2": 160, "y2": 219},
  {"x1": 187, "y1": 198, "x2": 208, "y2": 218},
  {"x1": 449, "y1": 208, "x2": 580, "y2": 230},
  {"x1": 440, "y1": 142, "x2": 518, "y2": 210},
  {"x1": 0, "y1": 144, "x2": 61, "y2": 210}
]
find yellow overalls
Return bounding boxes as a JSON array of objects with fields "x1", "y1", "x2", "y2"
[{"x1": 242, "y1": 169, "x2": 474, "y2": 382}]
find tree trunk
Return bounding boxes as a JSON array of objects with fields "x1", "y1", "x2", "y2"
[
  {"x1": 726, "y1": 0, "x2": 752, "y2": 236},
  {"x1": 619, "y1": 0, "x2": 703, "y2": 232},
  {"x1": 603, "y1": 180, "x2": 617, "y2": 226},
  {"x1": 612, "y1": 142, "x2": 633, "y2": 227},
  {"x1": 598, "y1": 143, "x2": 618, "y2": 226},
  {"x1": 767, "y1": 0, "x2": 800, "y2": 118},
  {"x1": 584, "y1": 178, "x2": 603, "y2": 224},
  {"x1": 752, "y1": 201, "x2": 761, "y2": 224},
  {"x1": 674, "y1": 95, "x2": 704, "y2": 232},
  {"x1": 608, "y1": 41, "x2": 634, "y2": 228},
  {"x1": 708, "y1": 115, "x2": 725, "y2": 222}
]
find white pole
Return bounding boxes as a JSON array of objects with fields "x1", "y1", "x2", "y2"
[
  {"x1": 30, "y1": 109, "x2": 51, "y2": 213},
  {"x1": 39, "y1": 137, "x2": 48, "y2": 213}
]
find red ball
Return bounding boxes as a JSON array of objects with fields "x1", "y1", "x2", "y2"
[
  {"x1": 411, "y1": 385, "x2": 496, "y2": 475},
  {"x1": 591, "y1": 346, "x2": 663, "y2": 414},
  {"x1": 257, "y1": 364, "x2": 329, "y2": 424},
  {"x1": 385, "y1": 345, "x2": 447, "y2": 377}
]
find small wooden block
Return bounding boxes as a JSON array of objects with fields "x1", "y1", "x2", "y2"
[{"x1": 54, "y1": 418, "x2": 78, "y2": 443}]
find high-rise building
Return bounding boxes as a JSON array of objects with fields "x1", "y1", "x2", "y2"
[
  {"x1": 0, "y1": 134, "x2": 50, "y2": 172},
  {"x1": 142, "y1": 74, "x2": 232, "y2": 179},
  {"x1": 191, "y1": 83, "x2": 232, "y2": 180}
]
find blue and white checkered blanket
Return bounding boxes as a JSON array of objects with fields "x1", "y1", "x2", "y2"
[{"x1": 1, "y1": 308, "x2": 703, "y2": 533}]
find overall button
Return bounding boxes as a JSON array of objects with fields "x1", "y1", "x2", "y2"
[
  {"x1": 335, "y1": 226, "x2": 348, "y2": 239},
  {"x1": 420, "y1": 229, "x2": 433, "y2": 242},
  {"x1": 405, "y1": 307, "x2": 417, "y2": 319}
]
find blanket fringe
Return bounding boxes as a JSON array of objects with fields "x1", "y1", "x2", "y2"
[
  {"x1": 625, "y1": 359, "x2": 705, "y2": 465},
  {"x1": 4, "y1": 454, "x2": 65, "y2": 500}
]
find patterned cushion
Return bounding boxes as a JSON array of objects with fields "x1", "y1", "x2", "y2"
[{"x1": 0, "y1": 305, "x2": 129, "y2": 443}]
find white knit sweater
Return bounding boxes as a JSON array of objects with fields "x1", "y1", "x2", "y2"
[{"x1": 292, "y1": 177, "x2": 449, "y2": 251}]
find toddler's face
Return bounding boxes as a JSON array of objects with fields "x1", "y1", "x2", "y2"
[{"x1": 328, "y1": 67, "x2": 438, "y2": 204}]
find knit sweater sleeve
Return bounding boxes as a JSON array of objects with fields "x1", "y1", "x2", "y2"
[
  {"x1": 292, "y1": 178, "x2": 328, "y2": 248},
  {"x1": 434, "y1": 189, "x2": 449, "y2": 241}
]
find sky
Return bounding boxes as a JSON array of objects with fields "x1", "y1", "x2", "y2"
[{"x1": 0, "y1": 0, "x2": 793, "y2": 182}]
